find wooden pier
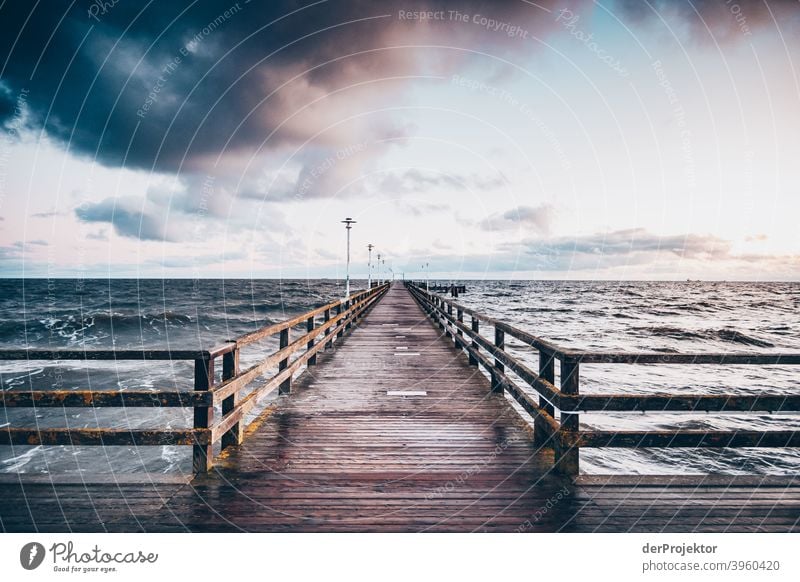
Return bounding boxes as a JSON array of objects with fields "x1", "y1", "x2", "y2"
[{"x1": 1, "y1": 282, "x2": 799, "y2": 532}]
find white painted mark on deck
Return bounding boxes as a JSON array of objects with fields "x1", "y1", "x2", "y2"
[
  {"x1": 387, "y1": 391, "x2": 427, "y2": 397},
  {"x1": 395, "y1": 346, "x2": 408, "y2": 350},
  {"x1": 394, "y1": 352, "x2": 420, "y2": 356}
]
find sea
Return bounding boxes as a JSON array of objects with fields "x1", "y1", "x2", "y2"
[{"x1": 1, "y1": 278, "x2": 798, "y2": 477}]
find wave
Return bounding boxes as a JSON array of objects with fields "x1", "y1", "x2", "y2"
[
  {"x1": 631, "y1": 326, "x2": 775, "y2": 348},
  {"x1": 715, "y1": 328, "x2": 775, "y2": 348},
  {"x1": 632, "y1": 326, "x2": 705, "y2": 341},
  {"x1": 0, "y1": 311, "x2": 198, "y2": 346}
]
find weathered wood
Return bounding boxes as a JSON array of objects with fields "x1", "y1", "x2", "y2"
[
  {"x1": 153, "y1": 283, "x2": 571, "y2": 532},
  {"x1": 493, "y1": 327, "x2": 505, "y2": 394},
  {"x1": 323, "y1": 308, "x2": 332, "y2": 350},
  {"x1": 233, "y1": 286, "x2": 382, "y2": 348},
  {"x1": 536, "y1": 350, "x2": 557, "y2": 445},
  {"x1": 0, "y1": 390, "x2": 212, "y2": 407},
  {"x1": 193, "y1": 356, "x2": 215, "y2": 473},
  {"x1": 278, "y1": 328, "x2": 291, "y2": 395},
  {"x1": 211, "y1": 307, "x2": 349, "y2": 404},
  {"x1": 210, "y1": 290, "x2": 383, "y2": 407},
  {"x1": 564, "y1": 352, "x2": 800, "y2": 365},
  {"x1": 564, "y1": 392, "x2": 800, "y2": 412},
  {"x1": 407, "y1": 284, "x2": 800, "y2": 366},
  {"x1": 436, "y1": 305, "x2": 563, "y2": 405},
  {"x1": 554, "y1": 361, "x2": 579, "y2": 478},
  {"x1": 422, "y1": 301, "x2": 560, "y2": 439},
  {"x1": 307, "y1": 316, "x2": 317, "y2": 366},
  {"x1": 407, "y1": 282, "x2": 800, "y2": 484},
  {"x1": 469, "y1": 316, "x2": 479, "y2": 366},
  {"x1": 0, "y1": 349, "x2": 213, "y2": 361},
  {"x1": 221, "y1": 344, "x2": 242, "y2": 449},
  {"x1": 336, "y1": 304, "x2": 344, "y2": 339},
  {"x1": 0, "y1": 428, "x2": 208, "y2": 446}
]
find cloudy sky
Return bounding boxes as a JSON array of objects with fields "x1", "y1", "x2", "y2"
[{"x1": 1, "y1": 0, "x2": 798, "y2": 280}]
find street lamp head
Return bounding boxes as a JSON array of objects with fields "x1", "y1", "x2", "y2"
[{"x1": 341, "y1": 217, "x2": 356, "y2": 229}]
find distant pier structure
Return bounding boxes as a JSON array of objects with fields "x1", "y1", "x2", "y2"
[{"x1": 410, "y1": 282, "x2": 466, "y2": 297}]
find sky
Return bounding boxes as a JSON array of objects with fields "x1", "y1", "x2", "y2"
[{"x1": 0, "y1": 0, "x2": 799, "y2": 280}]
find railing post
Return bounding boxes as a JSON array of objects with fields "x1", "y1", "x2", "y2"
[
  {"x1": 456, "y1": 309, "x2": 464, "y2": 349},
  {"x1": 336, "y1": 304, "x2": 345, "y2": 339},
  {"x1": 556, "y1": 360, "x2": 580, "y2": 478},
  {"x1": 469, "y1": 316, "x2": 479, "y2": 365},
  {"x1": 193, "y1": 355, "x2": 215, "y2": 473},
  {"x1": 445, "y1": 303, "x2": 453, "y2": 338},
  {"x1": 279, "y1": 328, "x2": 291, "y2": 395},
  {"x1": 307, "y1": 315, "x2": 317, "y2": 365},
  {"x1": 492, "y1": 328, "x2": 505, "y2": 393},
  {"x1": 221, "y1": 343, "x2": 242, "y2": 449},
  {"x1": 323, "y1": 308, "x2": 332, "y2": 349},
  {"x1": 345, "y1": 299, "x2": 352, "y2": 330},
  {"x1": 535, "y1": 350, "x2": 556, "y2": 446}
]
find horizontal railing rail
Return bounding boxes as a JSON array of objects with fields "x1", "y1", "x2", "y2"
[
  {"x1": 0, "y1": 283, "x2": 390, "y2": 472},
  {"x1": 405, "y1": 281, "x2": 800, "y2": 479}
]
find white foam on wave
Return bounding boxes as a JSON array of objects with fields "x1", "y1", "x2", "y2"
[{"x1": 1, "y1": 445, "x2": 44, "y2": 473}]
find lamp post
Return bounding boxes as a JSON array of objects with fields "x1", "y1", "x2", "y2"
[
  {"x1": 376, "y1": 253, "x2": 382, "y2": 285},
  {"x1": 367, "y1": 243, "x2": 374, "y2": 289},
  {"x1": 341, "y1": 218, "x2": 356, "y2": 298},
  {"x1": 424, "y1": 262, "x2": 429, "y2": 291}
]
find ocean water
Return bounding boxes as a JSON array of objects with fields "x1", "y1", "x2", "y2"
[
  {"x1": 1, "y1": 279, "x2": 798, "y2": 476},
  {"x1": 446, "y1": 280, "x2": 800, "y2": 475},
  {"x1": 0, "y1": 278, "x2": 349, "y2": 476}
]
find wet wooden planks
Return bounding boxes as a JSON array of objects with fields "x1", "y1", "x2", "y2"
[
  {"x1": 151, "y1": 283, "x2": 569, "y2": 531},
  {"x1": 2, "y1": 283, "x2": 799, "y2": 532},
  {"x1": 0, "y1": 480, "x2": 190, "y2": 532}
]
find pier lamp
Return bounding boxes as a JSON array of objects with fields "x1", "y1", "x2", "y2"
[
  {"x1": 341, "y1": 218, "x2": 356, "y2": 298},
  {"x1": 367, "y1": 244, "x2": 374, "y2": 289},
  {"x1": 377, "y1": 253, "x2": 382, "y2": 285}
]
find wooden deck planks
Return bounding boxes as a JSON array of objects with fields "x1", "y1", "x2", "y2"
[
  {"x1": 1, "y1": 283, "x2": 799, "y2": 532},
  {"x1": 151, "y1": 283, "x2": 568, "y2": 531}
]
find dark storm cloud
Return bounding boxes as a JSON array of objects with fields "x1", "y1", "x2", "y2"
[
  {"x1": 0, "y1": 85, "x2": 14, "y2": 124},
  {"x1": 0, "y1": 0, "x2": 561, "y2": 173},
  {"x1": 1, "y1": 0, "x2": 795, "y2": 173},
  {"x1": 75, "y1": 198, "x2": 174, "y2": 241}
]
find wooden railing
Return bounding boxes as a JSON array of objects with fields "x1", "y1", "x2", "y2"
[
  {"x1": 406, "y1": 282, "x2": 800, "y2": 478},
  {"x1": 0, "y1": 283, "x2": 389, "y2": 473}
]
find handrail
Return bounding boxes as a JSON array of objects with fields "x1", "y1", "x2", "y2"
[
  {"x1": 0, "y1": 283, "x2": 390, "y2": 473},
  {"x1": 405, "y1": 281, "x2": 800, "y2": 479}
]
